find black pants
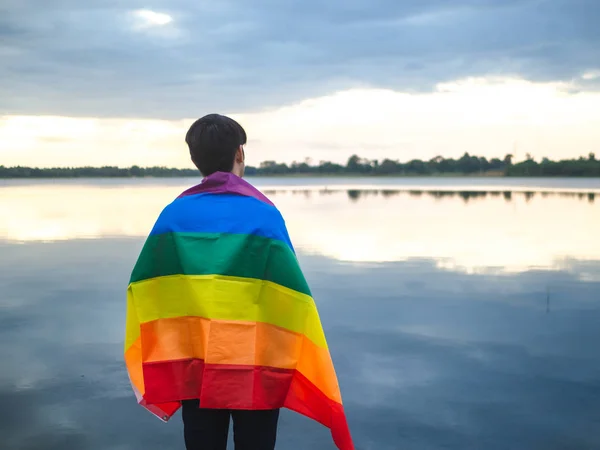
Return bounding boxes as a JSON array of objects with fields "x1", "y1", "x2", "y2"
[{"x1": 182, "y1": 400, "x2": 280, "y2": 450}]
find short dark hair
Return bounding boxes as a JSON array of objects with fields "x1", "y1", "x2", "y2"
[{"x1": 185, "y1": 114, "x2": 247, "y2": 176}]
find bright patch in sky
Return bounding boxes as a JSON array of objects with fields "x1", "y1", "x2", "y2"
[
  {"x1": 132, "y1": 9, "x2": 173, "y2": 28},
  {"x1": 1, "y1": 77, "x2": 600, "y2": 168}
]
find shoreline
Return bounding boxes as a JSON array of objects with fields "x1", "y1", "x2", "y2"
[
  {"x1": 2, "y1": 174, "x2": 600, "y2": 180},
  {"x1": 2, "y1": 176, "x2": 599, "y2": 195}
]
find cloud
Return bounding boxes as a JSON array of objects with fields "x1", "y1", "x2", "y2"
[
  {"x1": 582, "y1": 70, "x2": 600, "y2": 80},
  {"x1": 2, "y1": 77, "x2": 600, "y2": 167},
  {"x1": 0, "y1": 0, "x2": 599, "y2": 118},
  {"x1": 131, "y1": 9, "x2": 173, "y2": 29}
]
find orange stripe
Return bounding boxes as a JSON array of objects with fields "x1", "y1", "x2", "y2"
[
  {"x1": 138, "y1": 316, "x2": 342, "y2": 403},
  {"x1": 124, "y1": 337, "x2": 145, "y2": 395}
]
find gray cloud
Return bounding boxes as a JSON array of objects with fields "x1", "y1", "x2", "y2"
[{"x1": 1, "y1": 0, "x2": 599, "y2": 118}]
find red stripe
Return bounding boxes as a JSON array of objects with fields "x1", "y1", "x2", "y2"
[
  {"x1": 143, "y1": 359, "x2": 293, "y2": 409},
  {"x1": 143, "y1": 359, "x2": 354, "y2": 450},
  {"x1": 285, "y1": 371, "x2": 354, "y2": 450},
  {"x1": 139, "y1": 398, "x2": 180, "y2": 422}
]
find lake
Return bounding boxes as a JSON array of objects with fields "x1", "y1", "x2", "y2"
[{"x1": 1, "y1": 177, "x2": 599, "y2": 450}]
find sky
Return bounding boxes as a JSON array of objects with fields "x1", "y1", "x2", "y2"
[{"x1": 1, "y1": 0, "x2": 599, "y2": 168}]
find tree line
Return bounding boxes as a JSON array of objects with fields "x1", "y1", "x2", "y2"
[
  {"x1": 246, "y1": 153, "x2": 600, "y2": 177},
  {"x1": 1, "y1": 153, "x2": 598, "y2": 178}
]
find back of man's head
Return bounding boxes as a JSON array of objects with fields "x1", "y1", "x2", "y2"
[{"x1": 185, "y1": 114, "x2": 247, "y2": 176}]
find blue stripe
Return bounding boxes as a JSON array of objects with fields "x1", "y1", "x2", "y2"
[{"x1": 150, "y1": 193, "x2": 294, "y2": 251}]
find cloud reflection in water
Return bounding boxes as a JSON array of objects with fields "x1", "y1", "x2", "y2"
[{"x1": 1, "y1": 179, "x2": 599, "y2": 276}]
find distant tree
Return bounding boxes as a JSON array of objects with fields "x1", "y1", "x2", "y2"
[
  {"x1": 345, "y1": 155, "x2": 372, "y2": 174},
  {"x1": 129, "y1": 165, "x2": 143, "y2": 177},
  {"x1": 259, "y1": 161, "x2": 289, "y2": 175},
  {"x1": 317, "y1": 161, "x2": 344, "y2": 174},
  {"x1": 2, "y1": 153, "x2": 600, "y2": 178},
  {"x1": 489, "y1": 158, "x2": 504, "y2": 171},
  {"x1": 346, "y1": 155, "x2": 361, "y2": 173},
  {"x1": 376, "y1": 159, "x2": 399, "y2": 175},
  {"x1": 478, "y1": 157, "x2": 490, "y2": 173},
  {"x1": 457, "y1": 152, "x2": 480, "y2": 174},
  {"x1": 405, "y1": 159, "x2": 430, "y2": 175}
]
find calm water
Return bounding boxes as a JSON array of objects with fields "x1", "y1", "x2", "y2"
[{"x1": 1, "y1": 177, "x2": 599, "y2": 450}]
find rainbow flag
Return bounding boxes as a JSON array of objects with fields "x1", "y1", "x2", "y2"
[{"x1": 124, "y1": 172, "x2": 354, "y2": 449}]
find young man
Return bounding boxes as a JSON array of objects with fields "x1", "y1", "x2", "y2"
[{"x1": 124, "y1": 114, "x2": 354, "y2": 450}]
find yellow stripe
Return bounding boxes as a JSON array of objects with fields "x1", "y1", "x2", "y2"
[
  {"x1": 124, "y1": 292, "x2": 145, "y2": 395},
  {"x1": 127, "y1": 274, "x2": 328, "y2": 349},
  {"x1": 125, "y1": 290, "x2": 141, "y2": 351}
]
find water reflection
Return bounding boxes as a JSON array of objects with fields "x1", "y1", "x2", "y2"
[
  {"x1": 277, "y1": 189, "x2": 596, "y2": 204},
  {"x1": 1, "y1": 178, "x2": 600, "y2": 449},
  {"x1": 1, "y1": 239, "x2": 599, "y2": 450},
  {"x1": 347, "y1": 189, "x2": 362, "y2": 202},
  {"x1": 1, "y1": 179, "x2": 599, "y2": 275}
]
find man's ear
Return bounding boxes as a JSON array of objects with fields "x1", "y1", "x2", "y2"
[{"x1": 236, "y1": 145, "x2": 245, "y2": 163}]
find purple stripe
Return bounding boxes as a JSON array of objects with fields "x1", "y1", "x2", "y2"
[{"x1": 178, "y1": 172, "x2": 274, "y2": 206}]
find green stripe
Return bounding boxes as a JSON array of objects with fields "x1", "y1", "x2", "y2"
[{"x1": 130, "y1": 232, "x2": 311, "y2": 296}]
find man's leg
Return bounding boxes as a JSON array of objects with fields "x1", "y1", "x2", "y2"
[
  {"x1": 231, "y1": 409, "x2": 280, "y2": 450},
  {"x1": 181, "y1": 400, "x2": 231, "y2": 450}
]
